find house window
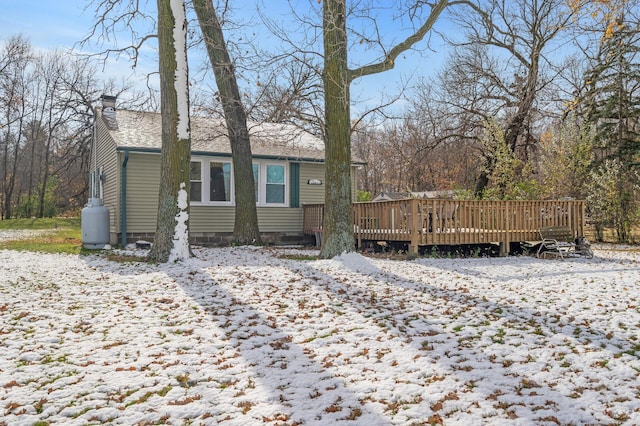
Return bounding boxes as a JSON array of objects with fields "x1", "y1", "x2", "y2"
[
  {"x1": 252, "y1": 162, "x2": 287, "y2": 206},
  {"x1": 210, "y1": 161, "x2": 231, "y2": 202},
  {"x1": 190, "y1": 157, "x2": 288, "y2": 206},
  {"x1": 190, "y1": 161, "x2": 202, "y2": 202},
  {"x1": 266, "y1": 164, "x2": 285, "y2": 204},
  {"x1": 190, "y1": 158, "x2": 232, "y2": 205}
]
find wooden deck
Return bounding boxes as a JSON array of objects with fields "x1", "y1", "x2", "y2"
[{"x1": 303, "y1": 199, "x2": 587, "y2": 254}]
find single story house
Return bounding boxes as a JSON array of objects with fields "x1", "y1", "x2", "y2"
[
  {"x1": 371, "y1": 191, "x2": 413, "y2": 202},
  {"x1": 371, "y1": 190, "x2": 454, "y2": 202},
  {"x1": 92, "y1": 105, "x2": 361, "y2": 246}
]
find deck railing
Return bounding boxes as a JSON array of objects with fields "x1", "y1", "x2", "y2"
[{"x1": 303, "y1": 199, "x2": 586, "y2": 253}]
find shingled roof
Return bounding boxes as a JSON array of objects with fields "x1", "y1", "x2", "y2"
[{"x1": 100, "y1": 109, "x2": 331, "y2": 162}]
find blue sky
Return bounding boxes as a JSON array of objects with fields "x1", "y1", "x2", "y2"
[
  {"x1": 0, "y1": 0, "x2": 450, "y2": 113},
  {"x1": 0, "y1": 0, "x2": 158, "y2": 92},
  {"x1": 1, "y1": 1, "x2": 89, "y2": 49}
]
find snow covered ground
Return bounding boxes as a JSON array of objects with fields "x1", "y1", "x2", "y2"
[{"x1": 1, "y1": 239, "x2": 639, "y2": 425}]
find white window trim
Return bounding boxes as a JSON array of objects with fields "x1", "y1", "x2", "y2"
[
  {"x1": 190, "y1": 157, "x2": 234, "y2": 206},
  {"x1": 190, "y1": 157, "x2": 289, "y2": 207},
  {"x1": 189, "y1": 161, "x2": 203, "y2": 203},
  {"x1": 255, "y1": 160, "x2": 289, "y2": 207}
]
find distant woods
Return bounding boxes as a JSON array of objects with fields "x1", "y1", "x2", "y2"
[
  {"x1": 0, "y1": 35, "x2": 145, "y2": 220},
  {"x1": 350, "y1": 0, "x2": 640, "y2": 242}
]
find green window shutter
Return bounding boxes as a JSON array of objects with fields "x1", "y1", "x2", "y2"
[{"x1": 289, "y1": 162, "x2": 300, "y2": 208}]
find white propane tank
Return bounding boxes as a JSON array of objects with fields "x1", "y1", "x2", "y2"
[{"x1": 81, "y1": 198, "x2": 110, "y2": 249}]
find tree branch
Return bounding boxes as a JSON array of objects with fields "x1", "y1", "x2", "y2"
[{"x1": 347, "y1": 0, "x2": 449, "y2": 82}]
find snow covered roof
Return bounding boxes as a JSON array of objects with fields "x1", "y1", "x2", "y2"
[
  {"x1": 371, "y1": 191, "x2": 412, "y2": 201},
  {"x1": 372, "y1": 190, "x2": 454, "y2": 202},
  {"x1": 99, "y1": 109, "x2": 334, "y2": 162}
]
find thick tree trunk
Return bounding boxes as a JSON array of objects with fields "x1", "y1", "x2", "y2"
[
  {"x1": 193, "y1": 0, "x2": 261, "y2": 245},
  {"x1": 148, "y1": 0, "x2": 192, "y2": 263},
  {"x1": 318, "y1": 0, "x2": 448, "y2": 257},
  {"x1": 320, "y1": 0, "x2": 354, "y2": 258},
  {"x1": 474, "y1": 45, "x2": 541, "y2": 197},
  {"x1": 473, "y1": 170, "x2": 489, "y2": 198}
]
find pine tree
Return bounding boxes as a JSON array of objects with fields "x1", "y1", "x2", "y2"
[
  {"x1": 580, "y1": 12, "x2": 640, "y2": 242},
  {"x1": 582, "y1": 14, "x2": 640, "y2": 169}
]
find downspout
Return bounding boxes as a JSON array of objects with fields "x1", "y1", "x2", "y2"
[{"x1": 120, "y1": 150, "x2": 129, "y2": 247}]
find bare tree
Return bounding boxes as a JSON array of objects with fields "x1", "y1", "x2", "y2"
[
  {"x1": 192, "y1": 0, "x2": 261, "y2": 245},
  {"x1": 55, "y1": 57, "x2": 141, "y2": 211},
  {"x1": 86, "y1": 0, "x2": 192, "y2": 260},
  {"x1": 32, "y1": 52, "x2": 82, "y2": 218},
  {"x1": 248, "y1": 56, "x2": 324, "y2": 136},
  {"x1": 82, "y1": 0, "x2": 158, "y2": 70},
  {"x1": 436, "y1": 0, "x2": 576, "y2": 197},
  {"x1": 1, "y1": 13, "x2": 155, "y2": 219},
  {"x1": 351, "y1": 124, "x2": 387, "y2": 196},
  {"x1": 148, "y1": 0, "x2": 192, "y2": 262},
  {"x1": 320, "y1": 0, "x2": 449, "y2": 257},
  {"x1": 352, "y1": 109, "x2": 479, "y2": 199},
  {"x1": 87, "y1": 0, "x2": 267, "y2": 248},
  {"x1": 0, "y1": 36, "x2": 32, "y2": 219}
]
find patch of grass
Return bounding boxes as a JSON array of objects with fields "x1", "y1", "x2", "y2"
[
  {"x1": 72, "y1": 406, "x2": 94, "y2": 419},
  {"x1": 125, "y1": 385, "x2": 172, "y2": 407},
  {"x1": 0, "y1": 217, "x2": 82, "y2": 254},
  {"x1": 492, "y1": 328, "x2": 506, "y2": 344},
  {"x1": 0, "y1": 217, "x2": 80, "y2": 230}
]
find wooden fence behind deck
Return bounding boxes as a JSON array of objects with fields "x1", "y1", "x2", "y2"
[{"x1": 303, "y1": 199, "x2": 586, "y2": 252}]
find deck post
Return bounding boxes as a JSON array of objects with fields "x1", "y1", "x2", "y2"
[
  {"x1": 500, "y1": 201, "x2": 511, "y2": 257},
  {"x1": 409, "y1": 199, "x2": 420, "y2": 254},
  {"x1": 580, "y1": 201, "x2": 586, "y2": 237},
  {"x1": 353, "y1": 204, "x2": 361, "y2": 249}
]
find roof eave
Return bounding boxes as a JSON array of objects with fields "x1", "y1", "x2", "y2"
[{"x1": 115, "y1": 146, "x2": 331, "y2": 163}]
